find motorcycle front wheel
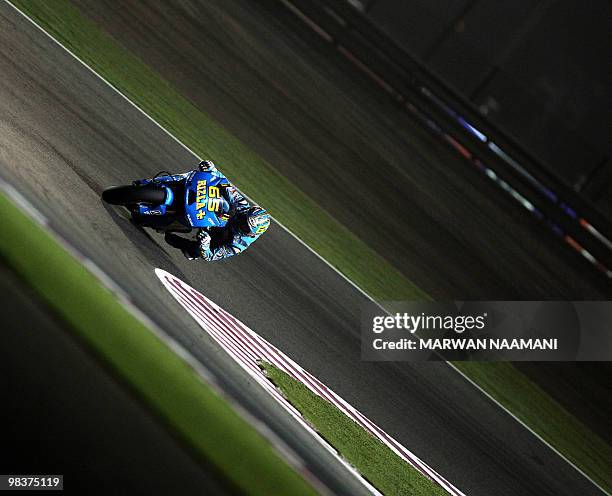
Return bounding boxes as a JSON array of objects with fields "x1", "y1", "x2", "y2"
[{"x1": 102, "y1": 184, "x2": 166, "y2": 206}]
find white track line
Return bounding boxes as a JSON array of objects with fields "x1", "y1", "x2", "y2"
[{"x1": 5, "y1": 3, "x2": 607, "y2": 495}]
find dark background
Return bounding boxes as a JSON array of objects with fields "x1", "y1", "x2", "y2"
[{"x1": 358, "y1": 0, "x2": 612, "y2": 217}]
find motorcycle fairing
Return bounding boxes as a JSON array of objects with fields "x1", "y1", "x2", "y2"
[{"x1": 184, "y1": 170, "x2": 231, "y2": 228}]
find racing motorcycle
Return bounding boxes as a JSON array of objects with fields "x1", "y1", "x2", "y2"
[{"x1": 102, "y1": 170, "x2": 231, "y2": 234}]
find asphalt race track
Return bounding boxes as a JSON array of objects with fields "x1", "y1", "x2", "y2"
[
  {"x1": 0, "y1": 3, "x2": 604, "y2": 496},
  {"x1": 76, "y1": 0, "x2": 610, "y2": 300}
]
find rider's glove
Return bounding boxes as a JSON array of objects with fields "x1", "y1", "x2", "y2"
[
  {"x1": 198, "y1": 160, "x2": 215, "y2": 172},
  {"x1": 197, "y1": 230, "x2": 211, "y2": 255}
]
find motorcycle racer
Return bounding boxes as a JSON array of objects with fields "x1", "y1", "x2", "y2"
[{"x1": 134, "y1": 160, "x2": 270, "y2": 261}]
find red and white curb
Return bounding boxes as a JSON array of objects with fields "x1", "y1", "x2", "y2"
[{"x1": 156, "y1": 268, "x2": 465, "y2": 496}]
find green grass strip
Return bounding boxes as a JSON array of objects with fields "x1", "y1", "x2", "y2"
[
  {"x1": 261, "y1": 362, "x2": 449, "y2": 496},
  {"x1": 0, "y1": 191, "x2": 316, "y2": 496},
  {"x1": 9, "y1": 1, "x2": 612, "y2": 493}
]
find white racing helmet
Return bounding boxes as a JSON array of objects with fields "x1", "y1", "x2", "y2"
[{"x1": 237, "y1": 206, "x2": 270, "y2": 237}]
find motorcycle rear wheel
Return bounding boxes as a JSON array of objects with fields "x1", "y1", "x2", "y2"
[{"x1": 102, "y1": 184, "x2": 166, "y2": 206}]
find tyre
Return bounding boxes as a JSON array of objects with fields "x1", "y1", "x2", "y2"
[{"x1": 102, "y1": 184, "x2": 166, "y2": 206}]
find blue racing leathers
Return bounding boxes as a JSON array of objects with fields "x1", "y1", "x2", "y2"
[
  {"x1": 196, "y1": 188, "x2": 267, "y2": 261},
  {"x1": 195, "y1": 160, "x2": 269, "y2": 261}
]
